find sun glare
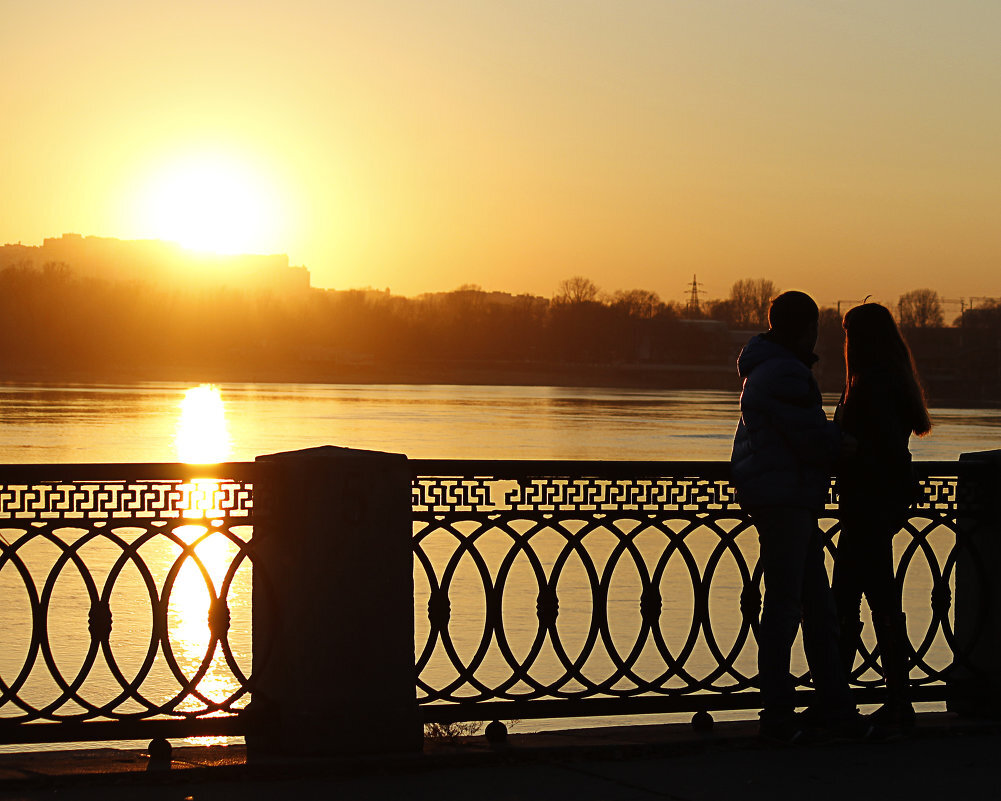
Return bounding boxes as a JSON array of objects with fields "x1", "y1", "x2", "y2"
[
  {"x1": 175, "y1": 384, "x2": 232, "y2": 464},
  {"x1": 141, "y1": 153, "x2": 285, "y2": 255}
]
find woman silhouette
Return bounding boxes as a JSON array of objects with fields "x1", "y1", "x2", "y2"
[{"x1": 833, "y1": 302, "x2": 931, "y2": 731}]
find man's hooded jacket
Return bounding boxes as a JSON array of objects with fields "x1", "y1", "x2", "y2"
[{"x1": 730, "y1": 333, "x2": 841, "y2": 511}]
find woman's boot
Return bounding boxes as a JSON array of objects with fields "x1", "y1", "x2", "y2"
[{"x1": 871, "y1": 612, "x2": 915, "y2": 730}]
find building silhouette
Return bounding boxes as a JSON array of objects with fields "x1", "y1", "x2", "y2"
[{"x1": 0, "y1": 234, "x2": 310, "y2": 295}]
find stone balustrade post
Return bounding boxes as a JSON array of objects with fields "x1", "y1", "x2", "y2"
[
  {"x1": 246, "y1": 446, "x2": 421, "y2": 756},
  {"x1": 948, "y1": 449, "x2": 1001, "y2": 717}
]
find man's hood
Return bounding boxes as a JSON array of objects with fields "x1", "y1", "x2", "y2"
[
  {"x1": 736, "y1": 334, "x2": 794, "y2": 379},
  {"x1": 737, "y1": 332, "x2": 820, "y2": 378}
]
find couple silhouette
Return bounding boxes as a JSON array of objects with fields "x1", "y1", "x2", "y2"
[{"x1": 731, "y1": 291, "x2": 930, "y2": 743}]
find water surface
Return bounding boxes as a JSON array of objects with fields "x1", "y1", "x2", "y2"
[{"x1": 1, "y1": 381, "x2": 997, "y2": 463}]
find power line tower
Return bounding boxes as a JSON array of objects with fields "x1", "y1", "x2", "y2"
[{"x1": 685, "y1": 274, "x2": 704, "y2": 317}]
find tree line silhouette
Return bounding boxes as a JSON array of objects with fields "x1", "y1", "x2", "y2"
[{"x1": 1, "y1": 261, "x2": 998, "y2": 402}]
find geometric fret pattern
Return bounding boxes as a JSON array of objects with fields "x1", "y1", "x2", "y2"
[{"x1": 0, "y1": 480, "x2": 253, "y2": 520}]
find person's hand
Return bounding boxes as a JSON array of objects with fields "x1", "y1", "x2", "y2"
[{"x1": 840, "y1": 432, "x2": 858, "y2": 460}]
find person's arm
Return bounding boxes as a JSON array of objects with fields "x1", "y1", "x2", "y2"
[{"x1": 751, "y1": 361, "x2": 841, "y2": 467}]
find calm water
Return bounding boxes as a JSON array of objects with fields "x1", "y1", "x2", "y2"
[
  {"x1": 1, "y1": 381, "x2": 1000, "y2": 751},
  {"x1": 1, "y1": 380, "x2": 999, "y2": 464}
]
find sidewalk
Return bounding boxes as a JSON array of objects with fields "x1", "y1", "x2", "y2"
[{"x1": 2, "y1": 713, "x2": 999, "y2": 800}]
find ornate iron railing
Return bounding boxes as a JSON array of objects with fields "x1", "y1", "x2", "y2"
[
  {"x1": 412, "y1": 459, "x2": 994, "y2": 725},
  {"x1": 0, "y1": 464, "x2": 261, "y2": 745},
  {"x1": 0, "y1": 458, "x2": 994, "y2": 745}
]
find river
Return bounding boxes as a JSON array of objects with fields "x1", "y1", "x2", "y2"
[{"x1": 2, "y1": 381, "x2": 999, "y2": 464}]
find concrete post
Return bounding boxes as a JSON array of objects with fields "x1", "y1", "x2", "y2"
[
  {"x1": 246, "y1": 446, "x2": 421, "y2": 756},
  {"x1": 948, "y1": 449, "x2": 1001, "y2": 717}
]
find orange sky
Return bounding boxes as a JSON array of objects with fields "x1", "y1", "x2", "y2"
[{"x1": 3, "y1": 1, "x2": 999, "y2": 308}]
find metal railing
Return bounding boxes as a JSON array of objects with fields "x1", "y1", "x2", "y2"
[
  {"x1": 412, "y1": 459, "x2": 992, "y2": 725},
  {"x1": 0, "y1": 458, "x2": 994, "y2": 745},
  {"x1": 0, "y1": 463, "x2": 260, "y2": 745}
]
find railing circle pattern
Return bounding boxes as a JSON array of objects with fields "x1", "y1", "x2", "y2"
[
  {"x1": 0, "y1": 471, "x2": 264, "y2": 737},
  {"x1": 412, "y1": 463, "x2": 990, "y2": 713},
  {"x1": 0, "y1": 460, "x2": 992, "y2": 741}
]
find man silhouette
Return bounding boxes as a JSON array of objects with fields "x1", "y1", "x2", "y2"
[{"x1": 731, "y1": 290, "x2": 865, "y2": 742}]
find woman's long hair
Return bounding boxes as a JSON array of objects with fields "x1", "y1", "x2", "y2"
[{"x1": 843, "y1": 303, "x2": 931, "y2": 436}]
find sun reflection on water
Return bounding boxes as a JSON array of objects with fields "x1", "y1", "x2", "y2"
[
  {"x1": 171, "y1": 385, "x2": 241, "y2": 744},
  {"x1": 168, "y1": 527, "x2": 240, "y2": 705},
  {"x1": 175, "y1": 384, "x2": 232, "y2": 465}
]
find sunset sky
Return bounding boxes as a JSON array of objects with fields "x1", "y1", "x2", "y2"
[{"x1": 3, "y1": 0, "x2": 999, "y2": 307}]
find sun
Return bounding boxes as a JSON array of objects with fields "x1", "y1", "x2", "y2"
[{"x1": 140, "y1": 152, "x2": 286, "y2": 255}]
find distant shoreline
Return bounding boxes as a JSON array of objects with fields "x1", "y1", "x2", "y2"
[
  {"x1": 0, "y1": 360, "x2": 740, "y2": 391},
  {"x1": 1, "y1": 361, "x2": 995, "y2": 409}
]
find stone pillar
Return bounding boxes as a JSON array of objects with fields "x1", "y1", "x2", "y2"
[
  {"x1": 246, "y1": 446, "x2": 421, "y2": 756},
  {"x1": 948, "y1": 449, "x2": 1001, "y2": 717}
]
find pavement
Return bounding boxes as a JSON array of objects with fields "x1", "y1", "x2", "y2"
[{"x1": 1, "y1": 713, "x2": 999, "y2": 801}]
